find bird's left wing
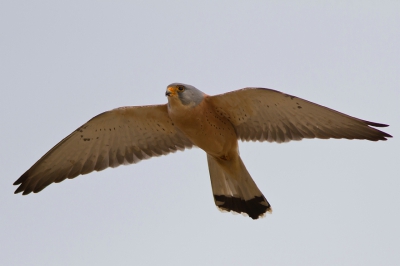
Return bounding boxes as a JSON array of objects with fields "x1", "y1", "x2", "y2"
[
  {"x1": 14, "y1": 104, "x2": 193, "y2": 195},
  {"x1": 209, "y1": 88, "x2": 392, "y2": 143}
]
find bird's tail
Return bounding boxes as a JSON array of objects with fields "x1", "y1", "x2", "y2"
[{"x1": 207, "y1": 153, "x2": 272, "y2": 219}]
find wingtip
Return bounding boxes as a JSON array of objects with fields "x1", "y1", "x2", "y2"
[
  {"x1": 377, "y1": 131, "x2": 393, "y2": 140},
  {"x1": 364, "y1": 121, "x2": 393, "y2": 140},
  {"x1": 22, "y1": 190, "x2": 32, "y2": 196},
  {"x1": 365, "y1": 120, "x2": 390, "y2": 128},
  {"x1": 14, "y1": 185, "x2": 24, "y2": 195},
  {"x1": 13, "y1": 177, "x2": 23, "y2": 186},
  {"x1": 13, "y1": 173, "x2": 28, "y2": 194}
]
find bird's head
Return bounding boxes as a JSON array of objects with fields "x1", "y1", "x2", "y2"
[{"x1": 165, "y1": 83, "x2": 205, "y2": 107}]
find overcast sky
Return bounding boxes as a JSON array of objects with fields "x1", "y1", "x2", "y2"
[{"x1": 1, "y1": 1, "x2": 399, "y2": 265}]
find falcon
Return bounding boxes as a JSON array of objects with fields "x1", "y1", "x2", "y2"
[{"x1": 14, "y1": 83, "x2": 392, "y2": 219}]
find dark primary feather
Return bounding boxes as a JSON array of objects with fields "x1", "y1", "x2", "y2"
[{"x1": 14, "y1": 104, "x2": 193, "y2": 195}]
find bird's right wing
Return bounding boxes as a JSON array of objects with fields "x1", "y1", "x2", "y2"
[
  {"x1": 14, "y1": 104, "x2": 193, "y2": 195},
  {"x1": 209, "y1": 88, "x2": 392, "y2": 143}
]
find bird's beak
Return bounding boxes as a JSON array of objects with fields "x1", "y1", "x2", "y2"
[{"x1": 165, "y1": 86, "x2": 178, "y2": 97}]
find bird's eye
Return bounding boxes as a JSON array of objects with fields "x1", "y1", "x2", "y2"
[{"x1": 178, "y1": 86, "x2": 185, "y2": 91}]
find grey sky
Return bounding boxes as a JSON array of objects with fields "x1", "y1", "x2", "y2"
[{"x1": 1, "y1": 1, "x2": 399, "y2": 265}]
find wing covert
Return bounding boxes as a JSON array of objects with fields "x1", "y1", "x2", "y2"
[{"x1": 14, "y1": 104, "x2": 193, "y2": 194}]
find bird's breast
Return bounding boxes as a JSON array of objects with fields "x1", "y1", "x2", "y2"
[{"x1": 168, "y1": 99, "x2": 238, "y2": 157}]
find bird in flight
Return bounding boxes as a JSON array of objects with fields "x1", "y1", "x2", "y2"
[{"x1": 14, "y1": 83, "x2": 392, "y2": 219}]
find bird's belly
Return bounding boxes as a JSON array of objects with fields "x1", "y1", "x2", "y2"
[{"x1": 173, "y1": 110, "x2": 238, "y2": 158}]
